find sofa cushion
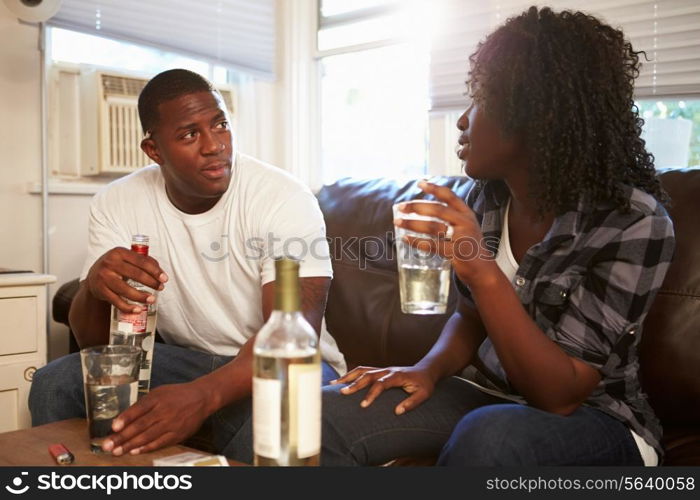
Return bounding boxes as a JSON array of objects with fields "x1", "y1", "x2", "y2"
[{"x1": 640, "y1": 169, "x2": 700, "y2": 449}]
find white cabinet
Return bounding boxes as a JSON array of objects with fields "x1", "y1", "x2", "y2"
[{"x1": 0, "y1": 273, "x2": 56, "y2": 432}]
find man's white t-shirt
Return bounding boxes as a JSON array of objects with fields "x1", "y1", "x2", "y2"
[{"x1": 80, "y1": 152, "x2": 346, "y2": 375}]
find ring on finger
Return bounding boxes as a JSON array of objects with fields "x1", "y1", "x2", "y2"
[{"x1": 444, "y1": 224, "x2": 454, "y2": 240}]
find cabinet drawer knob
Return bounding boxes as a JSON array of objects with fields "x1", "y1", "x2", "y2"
[{"x1": 24, "y1": 366, "x2": 37, "y2": 382}]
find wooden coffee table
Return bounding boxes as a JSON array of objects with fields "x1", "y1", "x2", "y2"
[{"x1": 0, "y1": 419, "x2": 243, "y2": 466}]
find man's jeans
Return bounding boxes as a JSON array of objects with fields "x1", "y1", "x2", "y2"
[
  {"x1": 29, "y1": 342, "x2": 338, "y2": 463},
  {"x1": 321, "y1": 377, "x2": 645, "y2": 466}
]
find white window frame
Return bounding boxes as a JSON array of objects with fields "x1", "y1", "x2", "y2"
[
  {"x1": 305, "y1": 0, "x2": 444, "y2": 189},
  {"x1": 277, "y1": 0, "x2": 322, "y2": 191}
]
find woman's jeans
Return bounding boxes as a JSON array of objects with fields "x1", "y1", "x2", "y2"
[
  {"x1": 28, "y1": 342, "x2": 339, "y2": 463},
  {"x1": 321, "y1": 377, "x2": 644, "y2": 466}
]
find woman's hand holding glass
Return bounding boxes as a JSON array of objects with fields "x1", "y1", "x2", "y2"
[{"x1": 394, "y1": 180, "x2": 498, "y2": 287}]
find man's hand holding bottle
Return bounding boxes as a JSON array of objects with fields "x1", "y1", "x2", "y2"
[{"x1": 85, "y1": 246, "x2": 168, "y2": 313}]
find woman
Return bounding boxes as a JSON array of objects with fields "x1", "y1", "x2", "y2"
[{"x1": 321, "y1": 6, "x2": 675, "y2": 466}]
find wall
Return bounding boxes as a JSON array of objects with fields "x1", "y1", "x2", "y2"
[
  {"x1": 0, "y1": 5, "x2": 43, "y2": 272},
  {"x1": 47, "y1": 192, "x2": 91, "y2": 359},
  {"x1": 0, "y1": 5, "x2": 70, "y2": 358},
  {"x1": 0, "y1": 4, "x2": 92, "y2": 361}
]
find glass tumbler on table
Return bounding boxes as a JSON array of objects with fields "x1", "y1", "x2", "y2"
[{"x1": 80, "y1": 345, "x2": 141, "y2": 453}]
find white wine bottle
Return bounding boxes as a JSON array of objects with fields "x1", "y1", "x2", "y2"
[
  {"x1": 108, "y1": 234, "x2": 158, "y2": 397},
  {"x1": 253, "y1": 258, "x2": 321, "y2": 466}
]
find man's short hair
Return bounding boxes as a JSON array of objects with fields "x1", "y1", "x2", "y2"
[{"x1": 138, "y1": 68, "x2": 215, "y2": 135}]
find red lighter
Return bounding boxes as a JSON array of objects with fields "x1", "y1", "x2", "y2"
[{"x1": 48, "y1": 443, "x2": 74, "y2": 465}]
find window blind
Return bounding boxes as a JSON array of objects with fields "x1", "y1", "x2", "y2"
[
  {"x1": 430, "y1": 0, "x2": 700, "y2": 111},
  {"x1": 50, "y1": 0, "x2": 276, "y2": 79}
]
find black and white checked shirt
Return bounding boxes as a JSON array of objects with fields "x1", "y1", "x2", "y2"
[{"x1": 455, "y1": 179, "x2": 675, "y2": 460}]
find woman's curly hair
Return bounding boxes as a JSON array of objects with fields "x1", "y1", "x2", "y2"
[{"x1": 467, "y1": 6, "x2": 668, "y2": 214}]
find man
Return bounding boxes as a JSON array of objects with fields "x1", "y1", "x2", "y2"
[{"x1": 29, "y1": 69, "x2": 345, "y2": 462}]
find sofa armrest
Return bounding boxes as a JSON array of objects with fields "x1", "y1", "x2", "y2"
[{"x1": 52, "y1": 278, "x2": 80, "y2": 326}]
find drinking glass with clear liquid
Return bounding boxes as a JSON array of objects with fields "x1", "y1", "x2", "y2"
[
  {"x1": 80, "y1": 345, "x2": 141, "y2": 453},
  {"x1": 393, "y1": 201, "x2": 452, "y2": 314}
]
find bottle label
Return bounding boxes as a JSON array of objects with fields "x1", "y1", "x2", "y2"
[
  {"x1": 289, "y1": 364, "x2": 321, "y2": 458},
  {"x1": 117, "y1": 310, "x2": 147, "y2": 333},
  {"x1": 117, "y1": 322, "x2": 133, "y2": 334},
  {"x1": 253, "y1": 377, "x2": 281, "y2": 459}
]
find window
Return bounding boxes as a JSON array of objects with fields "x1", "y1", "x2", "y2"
[
  {"x1": 50, "y1": 27, "x2": 229, "y2": 85},
  {"x1": 320, "y1": 44, "x2": 429, "y2": 184},
  {"x1": 637, "y1": 99, "x2": 700, "y2": 168},
  {"x1": 317, "y1": 0, "x2": 430, "y2": 184}
]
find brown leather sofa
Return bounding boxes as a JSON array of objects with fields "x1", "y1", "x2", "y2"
[
  {"x1": 316, "y1": 168, "x2": 700, "y2": 466},
  {"x1": 53, "y1": 168, "x2": 699, "y2": 465}
]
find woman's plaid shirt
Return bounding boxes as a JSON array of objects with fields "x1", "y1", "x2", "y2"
[{"x1": 455, "y1": 180, "x2": 675, "y2": 461}]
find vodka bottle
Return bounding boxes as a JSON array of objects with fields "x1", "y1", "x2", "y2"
[
  {"x1": 109, "y1": 234, "x2": 158, "y2": 397},
  {"x1": 253, "y1": 258, "x2": 321, "y2": 466}
]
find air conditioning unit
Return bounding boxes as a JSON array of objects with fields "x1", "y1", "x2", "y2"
[
  {"x1": 78, "y1": 70, "x2": 236, "y2": 176},
  {"x1": 78, "y1": 70, "x2": 149, "y2": 175}
]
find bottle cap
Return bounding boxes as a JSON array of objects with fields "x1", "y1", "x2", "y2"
[
  {"x1": 275, "y1": 258, "x2": 301, "y2": 312},
  {"x1": 131, "y1": 234, "x2": 150, "y2": 256}
]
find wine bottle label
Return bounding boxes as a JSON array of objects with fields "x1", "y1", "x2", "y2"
[
  {"x1": 289, "y1": 364, "x2": 321, "y2": 458},
  {"x1": 253, "y1": 377, "x2": 281, "y2": 459}
]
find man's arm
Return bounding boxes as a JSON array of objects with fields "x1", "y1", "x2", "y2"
[
  {"x1": 103, "y1": 276, "x2": 331, "y2": 456},
  {"x1": 263, "y1": 276, "x2": 330, "y2": 333},
  {"x1": 194, "y1": 276, "x2": 329, "y2": 413},
  {"x1": 68, "y1": 281, "x2": 111, "y2": 347}
]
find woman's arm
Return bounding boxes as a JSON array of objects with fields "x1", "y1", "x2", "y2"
[
  {"x1": 469, "y1": 270, "x2": 600, "y2": 415},
  {"x1": 397, "y1": 182, "x2": 598, "y2": 414},
  {"x1": 414, "y1": 295, "x2": 487, "y2": 383}
]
